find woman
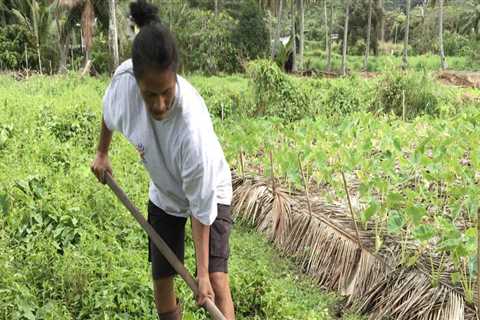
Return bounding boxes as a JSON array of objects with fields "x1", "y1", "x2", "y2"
[{"x1": 90, "y1": 1, "x2": 235, "y2": 319}]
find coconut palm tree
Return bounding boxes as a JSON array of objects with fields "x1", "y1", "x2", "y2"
[
  {"x1": 324, "y1": 0, "x2": 333, "y2": 71},
  {"x1": 297, "y1": 0, "x2": 304, "y2": 70},
  {"x1": 291, "y1": 0, "x2": 296, "y2": 72},
  {"x1": 271, "y1": 0, "x2": 283, "y2": 59},
  {"x1": 402, "y1": 0, "x2": 411, "y2": 69},
  {"x1": 377, "y1": 0, "x2": 384, "y2": 42},
  {"x1": 364, "y1": 0, "x2": 373, "y2": 70},
  {"x1": 341, "y1": 0, "x2": 350, "y2": 76},
  {"x1": 108, "y1": 0, "x2": 119, "y2": 69},
  {"x1": 57, "y1": 0, "x2": 108, "y2": 67},
  {"x1": 10, "y1": 0, "x2": 53, "y2": 73},
  {"x1": 50, "y1": 0, "x2": 84, "y2": 73},
  {"x1": 431, "y1": 0, "x2": 448, "y2": 69}
]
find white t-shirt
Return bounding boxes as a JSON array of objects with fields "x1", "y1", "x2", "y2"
[{"x1": 102, "y1": 59, "x2": 232, "y2": 225}]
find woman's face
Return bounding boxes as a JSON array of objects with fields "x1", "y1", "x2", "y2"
[{"x1": 137, "y1": 68, "x2": 176, "y2": 121}]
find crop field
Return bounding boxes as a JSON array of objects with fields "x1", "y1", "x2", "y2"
[
  {"x1": 2, "y1": 0, "x2": 480, "y2": 318},
  {"x1": 1, "y1": 64, "x2": 479, "y2": 318},
  {"x1": 0, "y1": 74, "x2": 372, "y2": 320}
]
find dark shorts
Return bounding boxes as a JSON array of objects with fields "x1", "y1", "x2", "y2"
[{"x1": 147, "y1": 200, "x2": 233, "y2": 280}]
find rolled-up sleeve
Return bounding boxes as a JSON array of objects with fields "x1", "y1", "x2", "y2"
[{"x1": 180, "y1": 130, "x2": 218, "y2": 225}]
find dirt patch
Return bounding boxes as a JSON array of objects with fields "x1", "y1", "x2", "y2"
[{"x1": 437, "y1": 71, "x2": 480, "y2": 89}]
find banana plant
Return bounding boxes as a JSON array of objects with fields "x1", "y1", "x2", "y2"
[{"x1": 10, "y1": 0, "x2": 53, "y2": 73}]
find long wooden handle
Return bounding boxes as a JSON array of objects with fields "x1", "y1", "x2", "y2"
[{"x1": 104, "y1": 173, "x2": 227, "y2": 320}]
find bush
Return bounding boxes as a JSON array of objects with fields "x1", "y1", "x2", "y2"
[
  {"x1": 91, "y1": 33, "x2": 111, "y2": 74},
  {"x1": 350, "y1": 39, "x2": 366, "y2": 56},
  {"x1": 373, "y1": 69, "x2": 445, "y2": 119},
  {"x1": 227, "y1": 0, "x2": 269, "y2": 60},
  {"x1": 197, "y1": 85, "x2": 248, "y2": 119},
  {"x1": 443, "y1": 31, "x2": 471, "y2": 56},
  {"x1": 319, "y1": 76, "x2": 374, "y2": 117},
  {"x1": 174, "y1": 9, "x2": 239, "y2": 74},
  {"x1": 0, "y1": 25, "x2": 36, "y2": 70},
  {"x1": 246, "y1": 59, "x2": 314, "y2": 122}
]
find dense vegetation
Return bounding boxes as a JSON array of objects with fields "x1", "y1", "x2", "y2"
[
  {"x1": 0, "y1": 0, "x2": 479, "y2": 74},
  {"x1": 1, "y1": 0, "x2": 480, "y2": 318},
  {"x1": 0, "y1": 74, "x2": 371, "y2": 319}
]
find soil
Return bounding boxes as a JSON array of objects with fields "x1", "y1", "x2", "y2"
[{"x1": 436, "y1": 71, "x2": 480, "y2": 89}]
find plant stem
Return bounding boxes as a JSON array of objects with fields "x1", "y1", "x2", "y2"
[
  {"x1": 269, "y1": 149, "x2": 276, "y2": 193},
  {"x1": 298, "y1": 154, "x2": 312, "y2": 218},
  {"x1": 477, "y1": 206, "x2": 480, "y2": 315},
  {"x1": 341, "y1": 171, "x2": 363, "y2": 250},
  {"x1": 239, "y1": 148, "x2": 245, "y2": 180}
]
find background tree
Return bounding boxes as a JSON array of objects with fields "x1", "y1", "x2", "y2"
[
  {"x1": 460, "y1": 0, "x2": 480, "y2": 36},
  {"x1": 324, "y1": 0, "x2": 333, "y2": 71},
  {"x1": 297, "y1": 0, "x2": 304, "y2": 70},
  {"x1": 341, "y1": 0, "x2": 350, "y2": 75},
  {"x1": 364, "y1": 0, "x2": 373, "y2": 69},
  {"x1": 431, "y1": 0, "x2": 448, "y2": 69},
  {"x1": 272, "y1": 0, "x2": 283, "y2": 59},
  {"x1": 108, "y1": 0, "x2": 119, "y2": 69},
  {"x1": 291, "y1": 0, "x2": 297, "y2": 72},
  {"x1": 378, "y1": 0, "x2": 385, "y2": 42},
  {"x1": 53, "y1": 0, "x2": 78, "y2": 73},
  {"x1": 10, "y1": 0, "x2": 53, "y2": 73},
  {"x1": 402, "y1": 0, "x2": 410, "y2": 69}
]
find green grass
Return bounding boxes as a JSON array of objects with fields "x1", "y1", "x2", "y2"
[
  {"x1": 304, "y1": 50, "x2": 475, "y2": 73},
  {"x1": 0, "y1": 74, "x2": 363, "y2": 319},
  {"x1": 189, "y1": 73, "x2": 249, "y2": 93}
]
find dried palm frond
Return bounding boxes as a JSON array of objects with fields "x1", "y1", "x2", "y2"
[
  {"x1": 232, "y1": 174, "x2": 292, "y2": 246},
  {"x1": 358, "y1": 269, "x2": 466, "y2": 320},
  {"x1": 230, "y1": 171, "x2": 478, "y2": 320}
]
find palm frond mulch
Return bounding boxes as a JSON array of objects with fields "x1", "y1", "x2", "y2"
[{"x1": 231, "y1": 172, "x2": 478, "y2": 320}]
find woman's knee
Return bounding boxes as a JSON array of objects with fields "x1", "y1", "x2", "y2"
[{"x1": 209, "y1": 272, "x2": 228, "y2": 293}]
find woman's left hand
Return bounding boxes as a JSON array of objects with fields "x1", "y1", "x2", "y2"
[{"x1": 197, "y1": 275, "x2": 215, "y2": 306}]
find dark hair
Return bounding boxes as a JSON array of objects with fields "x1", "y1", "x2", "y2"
[{"x1": 129, "y1": 0, "x2": 179, "y2": 79}]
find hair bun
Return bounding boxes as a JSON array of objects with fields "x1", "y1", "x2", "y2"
[{"x1": 130, "y1": 0, "x2": 160, "y2": 28}]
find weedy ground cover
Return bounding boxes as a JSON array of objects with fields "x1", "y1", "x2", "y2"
[{"x1": 0, "y1": 74, "x2": 364, "y2": 319}]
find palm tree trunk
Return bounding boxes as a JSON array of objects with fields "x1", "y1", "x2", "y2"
[
  {"x1": 108, "y1": 0, "x2": 119, "y2": 70},
  {"x1": 379, "y1": 0, "x2": 385, "y2": 42},
  {"x1": 214, "y1": 0, "x2": 218, "y2": 15},
  {"x1": 324, "y1": 0, "x2": 331, "y2": 71},
  {"x1": 439, "y1": 0, "x2": 447, "y2": 69},
  {"x1": 364, "y1": 0, "x2": 373, "y2": 70},
  {"x1": 55, "y1": 15, "x2": 70, "y2": 74},
  {"x1": 272, "y1": 0, "x2": 283, "y2": 59},
  {"x1": 421, "y1": 0, "x2": 427, "y2": 36},
  {"x1": 341, "y1": 0, "x2": 350, "y2": 76},
  {"x1": 402, "y1": 0, "x2": 411, "y2": 69},
  {"x1": 30, "y1": 1, "x2": 42, "y2": 74},
  {"x1": 297, "y1": 0, "x2": 304, "y2": 71},
  {"x1": 291, "y1": 0, "x2": 297, "y2": 72},
  {"x1": 81, "y1": 0, "x2": 95, "y2": 66},
  {"x1": 394, "y1": 24, "x2": 398, "y2": 44}
]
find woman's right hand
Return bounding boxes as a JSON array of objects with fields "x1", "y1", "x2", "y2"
[{"x1": 90, "y1": 152, "x2": 113, "y2": 184}]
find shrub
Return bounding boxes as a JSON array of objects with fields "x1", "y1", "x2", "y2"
[
  {"x1": 246, "y1": 59, "x2": 313, "y2": 122},
  {"x1": 174, "y1": 9, "x2": 239, "y2": 74},
  {"x1": 91, "y1": 33, "x2": 111, "y2": 75},
  {"x1": 0, "y1": 25, "x2": 36, "y2": 70},
  {"x1": 443, "y1": 31, "x2": 470, "y2": 56},
  {"x1": 320, "y1": 76, "x2": 374, "y2": 117},
  {"x1": 373, "y1": 69, "x2": 445, "y2": 118},
  {"x1": 227, "y1": 0, "x2": 269, "y2": 61}
]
